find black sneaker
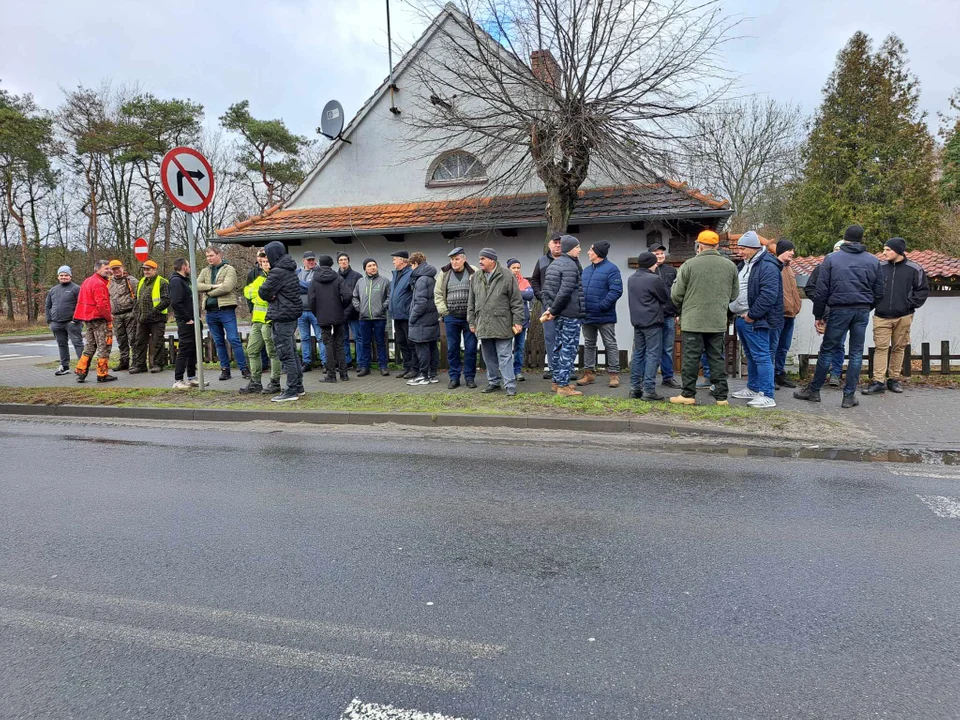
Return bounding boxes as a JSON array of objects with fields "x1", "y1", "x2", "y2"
[
  {"x1": 661, "y1": 377, "x2": 681, "y2": 389},
  {"x1": 239, "y1": 382, "x2": 262, "y2": 394},
  {"x1": 641, "y1": 391, "x2": 666, "y2": 401},
  {"x1": 402, "y1": 370, "x2": 419, "y2": 380},
  {"x1": 356, "y1": 368, "x2": 370, "y2": 377},
  {"x1": 76, "y1": 374, "x2": 87, "y2": 383},
  {"x1": 448, "y1": 379, "x2": 460, "y2": 389},
  {"x1": 465, "y1": 378, "x2": 477, "y2": 389},
  {"x1": 218, "y1": 369, "x2": 231, "y2": 381},
  {"x1": 841, "y1": 394, "x2": 859, "y2": 409},
  {"x1": 301, "y1": 362, "x2": 313, "y2": 373},
  {"x1": 629, "y1": 388, "x2": 643, "y2": 399},
  {"x1": 380, "y1": 368, "x2": 391, "y2": 376},
  {"x1": 320, "y1": 375, "x2": 337, "y2": 383},
  {"x1": 55, "y1": 366, "x2": 70, "y2": 376},
  {"x1": 271, "y1": 388, "x2": 300, "y2": 403},
  {"x1": 96, "y1": 374, "x2": 118, "y2": 383},
  {"x1": 887, "y1": 379, "x2": 904, "y2": 393},
  {"x1": 339, "y1": 372, "x2": 350, "y2": 381},
  {"x1": 296, "y1": 386, "x2": 306, "y2": 396},
  {"x1": 861, "y1": 381, "x2": 886, "y2": 395},
  {"x1": 775, "y1": 374, "x2": 797, "y2": 389},
  {"x1": 793, "y1": 385, "x2": 821, "y2": 403},
  {"x1": 542, "y1": 368, "x2": 553, "y2": 380}
]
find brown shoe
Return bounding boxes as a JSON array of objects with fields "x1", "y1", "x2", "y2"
[
  {"x1": 556, "y1": 384, "x2": 583, "y2": 397},
  {"x1": 608, "y1": 373, "x2": 620, "y2": 388},
  {"x1": 576, "y1": 369, "x2": 596, "y2": 386},
  {"x1": 551, "y1": 382, "x2": 559, "y2": 393}
]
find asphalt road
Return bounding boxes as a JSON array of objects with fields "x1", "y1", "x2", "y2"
[{"x1": 1, "y1": 418, "x2": 958, "y2": 719}]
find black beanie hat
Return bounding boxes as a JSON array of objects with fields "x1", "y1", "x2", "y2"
[
  {"x1": 844, "y1": 225, "x2": 864, "y2": 243},
  {"x1": 317, "y1": 255, "x2": 334, "y2": 267},
  {"x1": 336, "y1": 252, "x2": 349, "y2": 261},
  {"x1": 362, "y1": 257, "x2": 377, "y2": 272},
  {"x1": 884, "y1": 237, "x2": 907, "y2": 256},
  {"x1": 775, "y1": 239, "x2": 796, "y2": 256},
  {"x1": 592, "y1": 241, "x2": 610, "y2": 258},
  {"x1": 637, "y1": 252, "x2": 657, "y2": 269}
]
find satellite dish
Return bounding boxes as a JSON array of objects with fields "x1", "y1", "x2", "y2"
[{"x1": 319, "y1": 100, "x2": 350, "y2": 143}]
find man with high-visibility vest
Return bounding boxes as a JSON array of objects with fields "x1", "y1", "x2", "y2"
[
  {"x1": 240, "y1": 250, "x2": 282, "y2": 395},
  {"x1": 131, "y1": 259, "x2": 170, "y2": 374}
]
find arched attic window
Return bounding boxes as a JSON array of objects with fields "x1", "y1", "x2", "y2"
[{"x1": 426, "y1": 150, "x2": 488, "y2": 188}]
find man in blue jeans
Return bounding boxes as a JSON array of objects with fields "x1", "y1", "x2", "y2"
[
  {"x1": 434, "y1": 247, "x2": 478, "y2": 389},
  {"x1": 196, "y1": 246, "x2": 249, "y2": 381},
  {"x1": 795, "y1": 225, "x2": 883, "y2": 408},
  {"x1": 297, "y1": 251, "x2": 326, "y2": 371},
  {"x1": 729, "y1": 232, "x2": 782, "y2": 408},
  {"x1": 651, "y1": 244, "x2": 680, "y2": 389}
]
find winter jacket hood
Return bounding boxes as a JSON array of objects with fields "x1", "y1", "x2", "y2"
[
  {"x1": 409, "y1": 263, "x2": 441, "y2": 343},
  {"x1": 582, "y1": 258, "x2": 623, "y2": 324},
  {"x1": 875, "y1": 258, "x2": 929, "y2": 319},
  {"x1": 258, "y1": 246, "x2": 302, "y2": 322},
  {"x1": 812, "y1": 242, "x2": 884, "y2": 319},
  {"x1": 46, "y1": 281, "x2": 81, "y2": 324}
]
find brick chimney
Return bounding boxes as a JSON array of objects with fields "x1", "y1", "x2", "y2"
[{"x1": 530, "y1": 50, "x2": 560, "y2": 86}]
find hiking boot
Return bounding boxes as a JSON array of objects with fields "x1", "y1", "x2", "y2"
[
  {"x1": 715, "y1": 400, "x2": 729, "y2": 406},
  {"x1": 827, "y1": 374, "x2": 841, "y2": 388},
  {"x1": 448, "y1": 379, "x2": 460, "y2": 389},
  {"x1": 261, "y1": 380, "x2": 282, "y2": 395},
  {"x1": 465, "y1": 378, "x2": 477, "y2": 389},
  {"x1": 841, "y1": 393, "x2": 859, "y2": 409},
  {"x1": 887, "y1": 379, "x2": 904, "y2": 393},
  {"x1": 241, "y1": 368, "x2": 251, "y2": 379},
  {"x1": 112, "y1": 361, "x2": 129, "y2": 372},
  {"x1": 775, "y1": 374, "x2": 797, "y2": 389},
  {"x1": 542, "y1": 367, "x2": 552, "y2": 380},
  {"x1": 357, "y1": 368, "x2": 370, "y2": 377},
  {"x1": 218, "y1": 369, "x2": 231, "y2": 381},
  {"x1": 576, "y1": 369, "x2": 596, "y2": 386},
  {"x1": 271, "y1": 388, "x2": 300, "y2": 403},
  {"x1": 861, "y1": 381, "x2": 886, "y2": 395},
  {"x1": 793, "y1": 385, "x2": 821, "y2": 403},
  {"x1": 97, "y1": 374, "x2": 118, "y2": 383},
  {"x1": 641, "y1": 391, "x2": 665, "y2": 402},
  {"x1": 339, "y1": 371, "x2": 350, "y2": 381},
  {"x1": 661, "y1": 377, "x2": 681, "y2": 389},
  {"x1": 747, "y1": 393, "x2": 777, "y2": 409},
  {"x1": 149, "y1": 366, "x2": 162, "y2": 374},
  {"x1": 608, "y1": 373, "x2": 620, "y2": 388},
  {"x1": 482, "y1": 384, "x2": 502, "y2": 393},
  {"x1": 128, "y1": 367, "x2": 146, "y2": 374},
  {"x1": 239, "y1": 381, "x2": 263, "y2": 394},
  {"x1": 556, "y1": 385, "x2": 583, "y2": 397},
  {"x1": 55, "y1": 366, "x2": 70, "y2": 376},
  {"x1": 551, "y1": 382, "x2": 559, "y2": 393},
  {"x1": 76, "y1": 373, "x2": 87, "y2": 383},
  {"x1": 629, "y1": 387, "x2": 643, "y2": 399},
  {"x1": 669, "y1": 395, "x2": 696, "y2": 405}
]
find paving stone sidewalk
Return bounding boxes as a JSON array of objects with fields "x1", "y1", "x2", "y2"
[{"x1": 2, "y1": 354, "x2": 958, "y2": 450}]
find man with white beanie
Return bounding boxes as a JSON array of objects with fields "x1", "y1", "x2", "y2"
[{"x1": 45, "y1": 266, "x2": 83, "y2": 375}]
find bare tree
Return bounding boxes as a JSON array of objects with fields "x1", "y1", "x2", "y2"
[
  {"x1": 682, "y1": 96, "x2": 803, "y2": 232},
  {"x1": 406, "y1": 0, "x2": 736, "y2": 236}
]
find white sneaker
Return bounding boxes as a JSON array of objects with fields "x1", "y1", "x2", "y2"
[
  {"x1": 171, "y1": 380, "x2": 189, "y2": 390},
  {"x1": 732, "y1": 388, "x2": 760, "y2": 399},
  {"x1": 186, "y1": 377, "x2": 208, "y2": 387},
  {"x1": 406, "y1": 375, "x2": 428, "y2": 386},
  {"x1": 748, "y1": 393, "x2": 777, "y2": 408}
]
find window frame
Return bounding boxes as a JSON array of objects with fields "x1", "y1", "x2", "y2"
[{"x1": 426, "y1": 150, "x2": 488, "y2": 188}]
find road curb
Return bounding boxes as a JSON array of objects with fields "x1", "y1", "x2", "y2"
[{"x1": 0, "y1": 402, "x2": 750, "y2": 439}]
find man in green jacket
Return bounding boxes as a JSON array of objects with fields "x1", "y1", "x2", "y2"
[
  {"x1": 467, "y1": 248, "x2": 524, "y2": 396},
  {"x1": 669, "y1": 230, "x2": 739, "y2": 405}
]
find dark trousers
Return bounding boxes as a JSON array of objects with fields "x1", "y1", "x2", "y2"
[
  {"x1": 680, "y1": 331, "x2": 727, "y2": 399},
  {"x1": 415, "y1": 340, "x2": 440, "y2": 378},
  {"x1": 809, "y1": 308, "x2": 869, "y2": 396},
  {"x1": 133, "y1": 320, "x2": 167, "y2": 370},
  {"x1": 174, "y1": 319, "x2": 198, "y2": 381},
  {"x1": 393, "y1": 319, "x2": 415, "y2": 371},
  {"x1": 775, "y1": 317, "x2": 795, "y2": 377},
  {"x1": 50, "y1": 320, "x2": 83, "y2": 367},
  {"x1": 271, "y1": 320, "x2": 303, "y2": 392},
  {"x1": 630, "y1": 324, "x2": 663, "y2": 394},
  {"x1": 358, "y1": 318, "x2": 388, "y2": 369},
  {"x1": 321, "y1": 324, "x2": 346, "y2": 376},
  {"x1": 444, "y1": 315, "x2": 477, "y2": 381},
  {"x1": 113, "y1": 312, "x2": 137, "y2": 365}
]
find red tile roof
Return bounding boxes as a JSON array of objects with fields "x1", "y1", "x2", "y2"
[
  {"x1": 216, "y1": 183, "x2": 730, "y2": 242},
  {"x1": 791, "y1": 250, "x2": 960, "y2": 280}
]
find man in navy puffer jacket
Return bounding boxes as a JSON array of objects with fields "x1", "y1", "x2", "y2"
[{"x1": 578, "y1": 241, "x2": 623, "y2": 388}]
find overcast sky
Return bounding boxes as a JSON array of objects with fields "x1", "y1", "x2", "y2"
[{"x1": 3, "y1": 0, "x2": 957, "y2": 139}]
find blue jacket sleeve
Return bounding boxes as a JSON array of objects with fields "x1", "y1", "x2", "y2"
[
  {"x1": 747, "y1": 262, "x2": 779, "y2": 322},
  {"x1": 871, "y1": 262, "x2": 884, "y2": 308},
  {"x1": 813, "y1": 258, "x2": 832, "y2": 320},
  {"x1": 600, "y1": 266, "x2": 623, "y2": 311}
]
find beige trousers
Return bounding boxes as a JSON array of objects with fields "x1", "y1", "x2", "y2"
[{"x1": 872, "y1": 314, "x2": 913, "y2": 382}]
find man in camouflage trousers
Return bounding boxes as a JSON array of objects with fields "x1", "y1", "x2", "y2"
[
  {"x1": 108, "y1": 260, "x2": 138, "y2": 371},
  {"x1": 73, "y1": 259, "x2": 117, "y2": 383}
]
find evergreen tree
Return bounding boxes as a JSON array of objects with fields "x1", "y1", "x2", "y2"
[
  {"x1": 940, "y1": 89, "x2": 960, "y2": 207},
  {"x1": 787, "y1": 32, "x2": 940, "y2": 254}
]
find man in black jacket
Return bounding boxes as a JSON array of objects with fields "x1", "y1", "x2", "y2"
[
  {"x1": 530, "y1": 232, "x2": 563, "y2": 379},
  {"x1": 308, "y1": 255, "x2": 352, "y2": 383},
  {"x1": 862, "y1": 237, "x2": 929, "y2": 395},
  {"x1": 541, "y1": 235, "x2": 586, "y2": 396},
  {"x1": 795, "y1": 225, "x2": 883, "y2": 408},
  {"x1": 259, "y1": 241, "x2": 305, "y2": 402},
  {"x1": 169, "y1": 258, "x2": 202, "y2": 389},
  {"x1": 651, "y1": 244, "x2": 680, "y2": 389},
  {"x1": 628, "y1": 252, "x2": 670, "y2": 401},
  {"x1": 337, "y1": 252, "x2": 363, "y2": 368}
]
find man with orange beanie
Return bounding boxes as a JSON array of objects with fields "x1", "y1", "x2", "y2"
[{"x1": 72, "y1": 260, "x2": 117, "y2": 383}]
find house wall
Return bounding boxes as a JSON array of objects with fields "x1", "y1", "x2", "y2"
[{"x1": 293, "y1": 220, "x2": 682, "y2": 356}]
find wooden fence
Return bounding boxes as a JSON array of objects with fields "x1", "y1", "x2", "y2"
[{"x1": 798, "y1": 341, "x2": 959, "y2": 378}]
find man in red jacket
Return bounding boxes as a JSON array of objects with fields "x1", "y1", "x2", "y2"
[{"x1": 73, "y1": 260, "x2": 117, "y2": 383}]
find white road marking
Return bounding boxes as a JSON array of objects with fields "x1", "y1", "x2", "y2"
[
  {"x1": 0, "y1": 583, "x2": 505, "y2": 659},
  {"x1": 0, "y1": 606, "x2": 471, "y2": 692},
  {"x1": 916, "y1": 495, "x2": 960, "y2": 519},
  {"x1": 8, "y1": 342, "x2": 58, "y2": 348},
  {"x1": 341, "y1": 698, "x2": 475, "y2": 720},
  {"x1": 0, "y1": 355, "x2": 42, "y2": 361},
  {"x1": 891, "y1": 469, "x2": 960, "y2": 480}
]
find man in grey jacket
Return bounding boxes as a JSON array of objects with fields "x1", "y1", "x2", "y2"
[
  {"x1": 468, "y1": 248, "x2": 524, "y2": 396},
  {"x1": 352, "y1": 258, "x2": 392, "y2": 377},
  {"x1": 46, "y1": 265, "x2": 83, "y2": 375}
]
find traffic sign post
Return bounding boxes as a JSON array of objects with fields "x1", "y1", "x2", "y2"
[{"x1": 161, "y1": 146, "x2": 216, "y2": 392}]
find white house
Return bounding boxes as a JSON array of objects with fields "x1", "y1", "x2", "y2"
[{"x1": 215, "y1": 3, "x2": 732, "y2": 355}]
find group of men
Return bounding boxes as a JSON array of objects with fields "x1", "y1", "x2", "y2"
[{"x1": 48, "y1": 222, "x2": 929, "y2": 408}]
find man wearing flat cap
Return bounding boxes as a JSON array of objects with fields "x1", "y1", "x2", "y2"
[
  {"x1": 468, "y1": 248, "x2": 524, "y2": 396},
  {"x1": 669, "y1": 229, "x2": 740, "y2": 405},
  {"x1": 107, "y1": 259, "x2": 138, "y2": 371},
  {"x1": 434, "y1": 246, "x2": 478, "y2": 389}
]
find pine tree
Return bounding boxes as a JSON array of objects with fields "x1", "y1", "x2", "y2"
[
  {"x1": 787, "y1": 32, "x2": 940, "y2": 255},
  {"x1": 940, "y1": 89, "x2": 960, "y2": 207}
]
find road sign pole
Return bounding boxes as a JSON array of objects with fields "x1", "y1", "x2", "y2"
[{"x1": 185, "y1": 211, "x2": 205, "y2": 391}]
